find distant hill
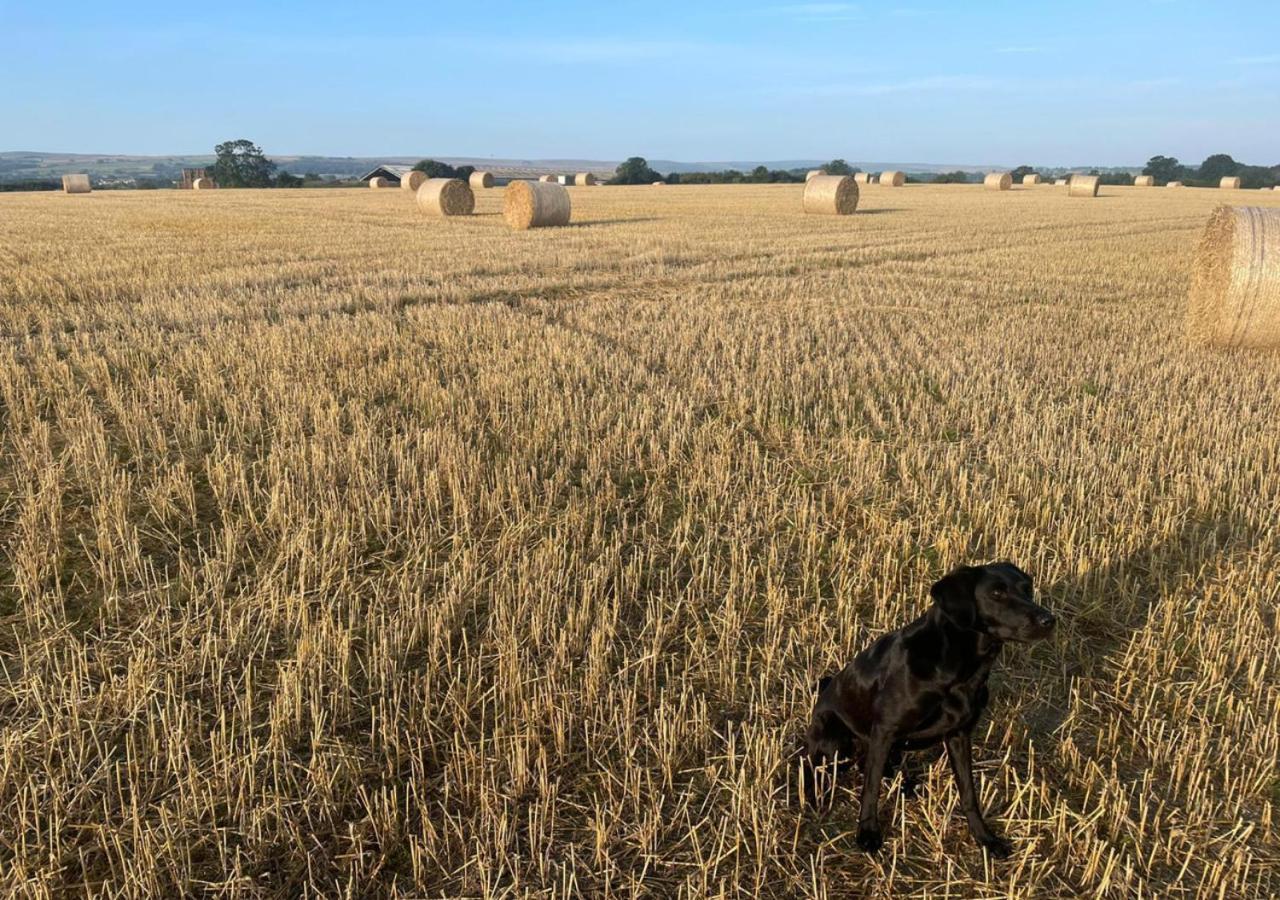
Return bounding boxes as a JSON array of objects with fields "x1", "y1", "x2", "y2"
[{"x1": 0, "y1": 150, "x2": 1140, "y2": 185}]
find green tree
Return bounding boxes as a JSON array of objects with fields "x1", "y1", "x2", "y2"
[
  {"x1": 611, "y1": 156, "x2": 663, "y2": 185},
  {"x1": 210, "y1": 139, "x2": 277, "y2": 188},
  {"x1": 1010, "y1": 165, "x2": 1036, "y2": 182},
  {"x1": 275, "y1": 171, "x2": 304, "y2": 188},
  {"x1": 1197, "y1": 154, "x2": 1239, "y2": 182},
  {"x1": 412, "y1": 159, "x2": 458, "y2": 178},
  {"x1": 824, "y1": 159, "x2": 853, "y2": 176},
  {"x1": 1142, "y1": 155, "x2": 1183, "y2": 184}
]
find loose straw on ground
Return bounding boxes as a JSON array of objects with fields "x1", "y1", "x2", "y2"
[
  {"x1": 1069, "y1": 175, "x2": 1100, "y2": 198},
  {"x1": 504, "y1": 180, "x2": 571, "y2": 230},
  {"x1": 416, "y1": 178, "x2": 475, "y2": 217},
  {"x1": 1186, "y1": 206, "x2": 1280, "y2": 349},
  {"x1": 984, "y1": 172, "x2": 1012, "y2": 191},
  {"x1": 803, "y1": 175, "x2": 859, "y2": 215}
]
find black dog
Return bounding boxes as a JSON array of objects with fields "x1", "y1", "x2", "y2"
[{"x1": 804, "y1": 562, "x2": 1055, "y2": 856}]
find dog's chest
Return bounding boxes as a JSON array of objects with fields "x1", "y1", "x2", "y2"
[{"x1": 903, "y1": 660, "x2": 994, "y2": 740}]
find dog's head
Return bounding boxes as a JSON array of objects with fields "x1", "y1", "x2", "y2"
[{"x1": 930, "y1": 562, "x2": 1055, "y2": 641}]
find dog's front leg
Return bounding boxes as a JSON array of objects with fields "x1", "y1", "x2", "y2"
[
  {"x1": 855, "y1": 732, "x2": 890, "y2": 852},
  {"x1": 945, "y1": 731, "x2": 1012, "y2": 857}
]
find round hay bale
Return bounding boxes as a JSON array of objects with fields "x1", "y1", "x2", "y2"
[
  {"x1": 880, "y1": 170, "x2": 905, "y2": 187},
  {"x1": 470, "y1": 171, "x2": 495, "y2": 190},
  {"x1": 504, "y1": 180, "x2": 571, "y2": 230},
  {"x1": 652, "y1": 181, "x2": 665, "y2": 186},
  {"x1": 416, "y1": 178, "x2": 475, "y2": 217},
  {"x1": 806, "y1": 169, "x2": 825, "y2": 181},
  {"x1": 1134, "y1": 175, "x2": 1155, "y2": 187},
  {"x1": 1022, "y1": 174, "x2": 1041, "y2": 186},
  {"x1": 853, "y1": 172, "x2": 871, "y2": 185},
  {"x1": 984, "y1": 172, "x2": 1012, "y2": 191},
  {"x1": 192, "y1": 178, "x2": 216, "y2": 190},
  {"x1": 803, "y1": 174, "x2": 859, "y2": 215},
  {"x1": 1167, "y1": 181, "x2": 1184, "y2": 188},
  {"x1": 575, "y1": 172, "x2": 597, "y2": 186},
  {"x1": 369, "y1": 176, "x2": 389, "y2": 189},
  {"x1": 1055, "y1": 178, "x2": 1069, "y2": 186},
  {"x1": 401, "y1": 170, "x2": 427, "y2": 192},
  {"x1": 538, "y1": 175, "x2": 557, "y2": 183},
  {"x1": 1068, "y1": 175, "x2": 1100, "y2": 198},
  {"x1": 1220, "y1": 176, "x2": 1242, "y2": 190},
  {"x1": 1186, "y1": 206, "x2": 1280, "y2": 349},
  {"x1": 61, "y1": 174, "x2": 91, "y2": 194}
]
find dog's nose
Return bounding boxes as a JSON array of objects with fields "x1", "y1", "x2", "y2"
[{"x1": 1035, "y1": 611, "x2": 1056, "y2": 630}]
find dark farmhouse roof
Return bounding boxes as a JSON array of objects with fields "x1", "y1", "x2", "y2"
[{"x1": 359, "y1": 164, "x2": 413, "y2": 182}]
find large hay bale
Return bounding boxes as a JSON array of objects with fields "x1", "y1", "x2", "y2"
[
  {"x1": 1134, "y1": 175, "x2": 1155, "y2": 187},
  {"x1": 853, "y1": 172, "x2": 871, "y2": 185},
  {"x1": 192, "y1": 178, "x2": 216, "y2": 190},
  {"x1": 504, "y1": 180, "x2": 571, "y2": 230},
  {"x1": 1168, "y1": 181, "x2": 1184, "y2": 188},
  {"x1": 1069, "y1": 175, "x2": 1100, "y2": 198},
  {"x1": 575, "y1": 172, "x2": 596, "y2": 186},
  {"x1": 401, "y1": 170, "x2": 427, "y2": 192},
  {"x1": 538, "y1": 175, "x2": 557, "y2": 183},
  {"x1": 984, "y1": 172, "x2": 1012, "y2": 191},
  {"x1": 806, "y1": 169, "x2": 825, "y2": 181},
  {"x1": 1023, "y1": 174, "x2": 1041, "y2": 186},
  {"x1": 1186, "y1": 206, "x2": 1280, "y2": 349},
  {"x1": 803, "y1": 174, "x2": 859, "y2": 215},
  {"x1": 61, "y1": 174, "x2": 91, "y2": 194},
  {"x1": 1220, "y1": 176, "x2": 1242, "y2": 190},
  {"x1": 880, "y1": 170, "x2": 905, "y2": 187},
  {"x1": 416, "y1": 178, "x2": 475, "y2": 217},
  {"x1": 470, "y1": 171, "x2": 495, "y2": 190},
  {"x1": 369, "y1": 176, "x2": 389, "y2": 189}
]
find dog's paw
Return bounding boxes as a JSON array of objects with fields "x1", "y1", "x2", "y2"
[
  {"x1": 979, "y1": 834, "x2": 1013, "y2": 858},
  {"x1": 856, "y1": 826, "x2": 883, "y2": 854}
]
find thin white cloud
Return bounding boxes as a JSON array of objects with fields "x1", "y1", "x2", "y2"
[{"x1": 1229, "y1": 54, "x2": 1280, "y2": 66}]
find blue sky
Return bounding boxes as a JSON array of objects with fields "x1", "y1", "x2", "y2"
[{"x1": 3, "y1": 1, "x2": 1276, "y2": 165}]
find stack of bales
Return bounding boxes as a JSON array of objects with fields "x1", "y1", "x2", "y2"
[
  {"x1": 401, "y1": 171, "x2": 427, "y2": 192},
  {"x1": 504, "y1": 180, "x2": 571, "y2": 230},
  {"x1": 1220, "y1": 176, "x2": 1243, "y2": 190},
  {"x1": 1186, "y1": 206, "x2": 1280, "y2": 349},
  {"x1": 61, "y1": 174, "x2": 91, "y2": 194},
  {"x1": 470, "y1": 171, "x2": 495, "y2": 189},
  {"x1": 803, "y1": 175, "x2": 859, "y2": 215},
  {"x1": 984, "y1": 172, "x2": 1012, "y2": 191},
  {"x1": 1023, "y1": 174, "x2": 1042, "y2": 186},
  {"x1": 416, "y1": 178, "x2": 475, "y2": 217},
  {"x1": 1069, "y1": 175, "x2": 1100, "y2": 198},
  {"x1": 880, "y1": 171, "x2": 905, "y2": 187},
  {"x1": 1134, "y1": 175, "x2": 1155, "y2": 187}
]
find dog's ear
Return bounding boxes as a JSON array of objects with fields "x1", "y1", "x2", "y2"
[{"x1": 931, "y1": 566, "x2": 981, "y2": 629}]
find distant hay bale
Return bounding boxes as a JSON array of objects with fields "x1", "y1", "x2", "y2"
[
  {"x1": 416, "y1": 178, "x2": 475, "y2": 217},
  {"x1": 803, "y1": 174, "x2": 859, "y2": 215},
  {"x1": 806, "y1": 169, "x2": 825, "y2": 181},
  {"x1": 369, "y1": 176, "x2": 389, "y2": 189},
  {"x1": 61, "y1": 174, "x2": 91, "y2": 194},
  {"x1": 556, "y1": 175, "x2": 571, "y2": 185},
  {"x1": 652, "y1": 181, "x2": 665, "y2": 186},
  {"x1": 984, "y1": 172, "x2": 1012, "y2": 191},
  {"x1": 1055, "y1": 178, "x2": 1069, "y2": 186},
  {"x1": 1069, "y1": 175, "x2": 1100, "y2": 198},
  {"x1": 1134, "y1": 175, "x2": 1155, "y2": 187},
  {"x1": 575, "y1": 172, "x2": 597, "y2": 186},
  {"x1": 1023, "y1": 174, "x2": 1041, "y2": 185},
  {"x1": 470, "y1": 171, "x2": 495, "y2": 189},
  {"x1": 504, "y1": 180, "x2": 571, "y2": 230},
  {"x1": 401, "y1": 170, "x2": 427, "y2": 192},
  {"x1": 192, "y1": 178, "x2": 216, "y2": 190},
  {"x1": 1220, "y1": 176, "x2": 1242, "y2": 190},
  {"x1": 880, "y1": 170, "x2": 905, "y2": 187},
  {"x1": 1168, "y1": 181, "x2": 1184, "y2": 188},
  {"x1": 1186, "y1": 206, "x2": 1280, "y2": 349},
  {"x1": 538, "y1": 175, "x2": 557, "y2": 183},
  {"x1": 853, "y1": 172, "x2": 871, "y2": 185}
]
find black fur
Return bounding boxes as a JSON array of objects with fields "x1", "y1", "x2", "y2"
[{"x1": 803, "y1": 562, "x2": 1055, "y2": 857}]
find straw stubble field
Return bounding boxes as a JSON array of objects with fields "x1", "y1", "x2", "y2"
[{"x1": 0, "y1": 183, "x2": 1278, "y2": 898}]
